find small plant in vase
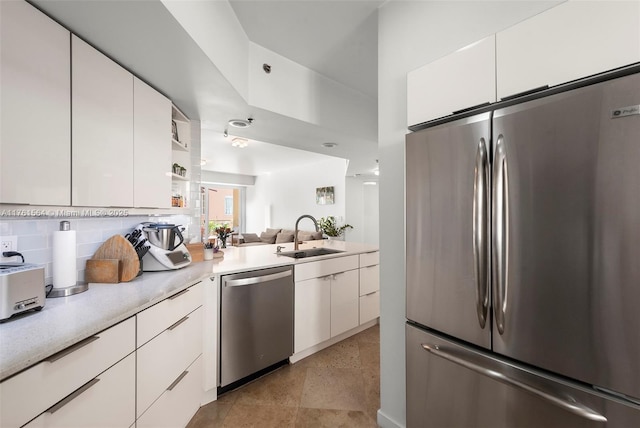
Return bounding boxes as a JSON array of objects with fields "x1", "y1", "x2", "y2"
[
  {"x1": 318, "y1": 216, "x2": 353, "y2": 240},
  {"x1": 215, "y1": 225, "x2": 232, "y2": 248},
  {"x1": 203, "y1": 241, "x2": 218, "y2": 260}
]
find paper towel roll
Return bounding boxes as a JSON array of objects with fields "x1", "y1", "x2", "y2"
[{"x1": 52, "y1": 228, "x2": 77, "y2": 289}]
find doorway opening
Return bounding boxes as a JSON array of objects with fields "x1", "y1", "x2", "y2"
[{"x1": 200, "y1": 185, "x2": 245, "y2": 244}]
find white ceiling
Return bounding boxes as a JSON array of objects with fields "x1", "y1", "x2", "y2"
[
  {"x1": 30, "y1": 0, "x2": 381, "y2": 178},
  {"x1": 201, "y1": 129, "x2": 346, "y2": 176},
  {"x1": 229, "y1": 0, "x2": 382, "y2": 99}
]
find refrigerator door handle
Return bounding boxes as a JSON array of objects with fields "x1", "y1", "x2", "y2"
[
  {"x1": 421, "y1": 343, "x2": 607, "y2": 423},
  {"x1": 473, "y1": 137, "x2": 490, "y2": 328},
  {"x1": 492, "y1": 134, "x2": 508, "y2": 335}
]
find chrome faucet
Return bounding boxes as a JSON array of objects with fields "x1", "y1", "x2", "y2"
[{"x1": 294, "y1": 214, "x2": 319, "y2": 250}]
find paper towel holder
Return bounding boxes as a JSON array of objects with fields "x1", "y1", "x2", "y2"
[
  {"x1": 48, "y1": 221, "x2": 88, "y2": 298},
  {"x1": 48, "y1": 283, "x2": 88, "y2": 298}
]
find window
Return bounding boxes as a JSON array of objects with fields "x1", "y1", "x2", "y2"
[{"x1": 224, "y1": 196, "x2": 233, "y2": 215}]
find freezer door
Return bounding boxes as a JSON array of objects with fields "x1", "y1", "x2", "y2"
[
  {"x1": 492, "y1": 71, "x2": 640, "y2": 400},
  {"x1": 406, "y1": 112, "x2": 491, "y2": 349},
  {"x1": 407, "y1": 324, "x2": 640, "y2": 428}
]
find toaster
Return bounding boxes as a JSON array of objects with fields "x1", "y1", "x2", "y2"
[{"x1": 0, "y1": 263, "x2": 45, "y2": 321}]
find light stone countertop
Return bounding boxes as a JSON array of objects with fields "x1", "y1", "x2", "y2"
[{"x1": 0, "y1": 239, "x2": 377, "y2": 381}]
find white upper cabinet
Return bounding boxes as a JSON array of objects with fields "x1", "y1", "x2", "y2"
[
  {"x1": 133, "y1": 78, "x2": 171, "y2": 208},
  {"x1": 407, "y1": 35, "x2": 496, "y2": 127},
  {"x1": 72, "y1": 35, "x2": 134, "y2": 207},
  {"x1": 497, "y1": 1, "x2": 640, "y2": 99},
  {"x1": 0, "y1": 1, "x2": 71, "y2": 205}
]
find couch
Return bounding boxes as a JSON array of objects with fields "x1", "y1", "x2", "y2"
[{"x1": 236, "y1": 228, "x2": 323, "y2": 247}]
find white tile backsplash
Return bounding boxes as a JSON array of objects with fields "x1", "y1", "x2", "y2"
[{"x1": 0, "y1": 215, "x2": 188, "y2": 285}]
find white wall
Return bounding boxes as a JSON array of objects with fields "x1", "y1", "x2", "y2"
[
  {"x1": 201, "y1": 170, "x2": 256, "y2": 187},
  {"x1": 346, "y1": 177, "x2": 379, "y2": 245},
  {"x1": 0, "y1": 214, "x2": 191, "y2": 286},
  {"x1": 248, "y1": 42, "x2": 377, "y2": 141},
  {"x1": 161, "y1": 0, "x2": 249, "y2": 99},
  {"x1": 377, "y1": 2, "x2": 562, "y2": 427},
  {"x1": 245, "y1": 158, "x2": 349, "y2": 233}
]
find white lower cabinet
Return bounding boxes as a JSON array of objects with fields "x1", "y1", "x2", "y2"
[
  {"x1": 330, "y1": 270, "x2": 360, "y2": 337},
  {"x1": 136, "y1": 355, "x2": 203, "y2": 428},
  {"x1": 137, "y1": 282, "x2": 204, "y2": 347},
  {"x1": 24, "y1": 353, "x2": 135, "y2": 428},
  {"x1": 294, "y1": 255, "x2": 360, "y2": 353},
  {"x1": 136, "y1": 282, "x2": 203, "y2": 426},
  {"x1": 137, "y1": 306, "x2": 203, "y2": 418},
  {"x1": 359, "y1": 252, "x2": 380, "y2": 325},
  {"x1": 359, "y1": 291, "x2": 380, "y2": 325},
  {"x1": 294, "y1": 277, "x2": 331, "y2": 353},
  {"x1": 0, "y1": 317, "x2": 135, "y2": 428}
]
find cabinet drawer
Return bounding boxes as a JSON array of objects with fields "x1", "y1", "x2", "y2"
[
  {"x1": 137, "y1": 307, "x2": 202, "y2": 418},
  {"x1": 0, "y1": 317, "x2": 135, "y2": 428},
  {"x1": 24, "y1": 353, "x2": 135, "y2": 428},
  {"x1": 137, "y1": 281, "x2": 203, "y2": 347},
  {"x1": 360, "y1": 291, "x2": 380, "y2": 325},
  {"x1": 295, "y1": 255, "x2": 359, "y2": 282},
  {"x1": 359, "y1": 251, "x2": 379, "y2": 268},
  {"x1": 137, "y1": 355, "x2": 203, "y2": 428},
  {"x1": 360, "y1": 264, "x2": 380, "y2": 296}
]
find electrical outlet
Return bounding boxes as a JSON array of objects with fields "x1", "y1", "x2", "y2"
[{"x1": 1, "y1": 235, "x2": 18, "y2": 261}]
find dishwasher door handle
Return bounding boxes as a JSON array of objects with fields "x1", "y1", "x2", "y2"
[{"x1": 224, "y1": 270, "x2": 292, "y2": 287}]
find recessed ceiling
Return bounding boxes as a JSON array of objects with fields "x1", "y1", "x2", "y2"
[
  {"x1": 229, "y1": 0, "x2": 382, "y2": 99},
  {"x1": 30, "y1": 0, "x2": 381, "y2": 178},
  {"x1": 201, "y1": 129, "x2": 343, "y2": 176}
]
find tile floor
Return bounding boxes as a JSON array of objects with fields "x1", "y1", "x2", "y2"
[{"x1": 187, "y1": 324, "x2": 380, "y2": 427}]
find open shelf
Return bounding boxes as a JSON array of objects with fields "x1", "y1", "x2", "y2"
[
  {"x1": 172, "y1": 138, "x2": 188, "y2": 151},
  {"x1": 171, "y1": 173, "x2": 189, "y2": 181}
]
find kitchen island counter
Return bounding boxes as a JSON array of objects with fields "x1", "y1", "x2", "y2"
[{"x1": 0, "y1": 240, "x2": 377, "y2": 381}]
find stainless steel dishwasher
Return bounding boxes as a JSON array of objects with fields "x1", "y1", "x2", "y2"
[{"x1": 219, "y1": 265, "x2": 294, "y2": 390}]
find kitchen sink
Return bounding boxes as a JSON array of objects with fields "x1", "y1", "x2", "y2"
[{"x1": 277, "y1": 248, "x2": 345, "y2": 259}]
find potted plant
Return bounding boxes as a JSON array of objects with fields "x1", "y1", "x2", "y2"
[
  {"x1": 214, "y1": 224, "x2": 232, "y2": 248},
  {"x1": 318, "y1": 216, "x2": 353, "y2": 240}
]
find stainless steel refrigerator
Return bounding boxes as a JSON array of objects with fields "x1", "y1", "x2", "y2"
[{"x1": 405, "y1": 65, "x2": 640, "y2": 427}]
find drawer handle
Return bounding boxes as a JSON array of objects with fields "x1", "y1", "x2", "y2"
[
  {"x1": 46, "y1": 335, "x2": 100, "y2": 363},
  {"x1": 47, "y1": 378, "x2": 101, "y2": 414},
  {"x1": 167, "y1": 370, "x2": 188, "y2": 391},
  {"x1": 364, "y1": 291, "x2": 378, "y2": 297},
  {"x1": 168, "y1": 288, "x2": 189, "y2": 300},
  {"x1": 167, "y1": 315, "x2": 189, "y2": 331}
]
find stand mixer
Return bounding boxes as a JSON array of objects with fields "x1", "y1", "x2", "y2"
[{"x1": 133, "y1": 223, "x2": 191, "y2": 271}]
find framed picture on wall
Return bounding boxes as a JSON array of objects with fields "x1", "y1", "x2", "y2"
[{"x1": 316, "y1": 186, "x2": 335, "y2": 205}]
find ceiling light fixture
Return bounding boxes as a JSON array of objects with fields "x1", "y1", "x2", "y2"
[
  {"x1": 363, "y1": 181, "x2": 377, "y2": 186},
  {"x1": 322, "y1": 142, "x2": 337, "y2": 148},
  {"x1": 223, "y1": 129, "x2": 228, "y2": 138},
  {"x1": 200, "y1": 159, "x2": 207, "y2": 166},
  {"x1": 228, "y1": 118, "x2": 253, "y2": 128},
  {"x1": 231, "y1": 137, "x2": 249, "y2": 148}
]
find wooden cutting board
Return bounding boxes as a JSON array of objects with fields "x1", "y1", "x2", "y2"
[
  {"x1": 92, "y1": 235, "x2": 140, "y2": 282},
  {"x1": 85, "y1": 259, "x2": 120, "y2": 283}
]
